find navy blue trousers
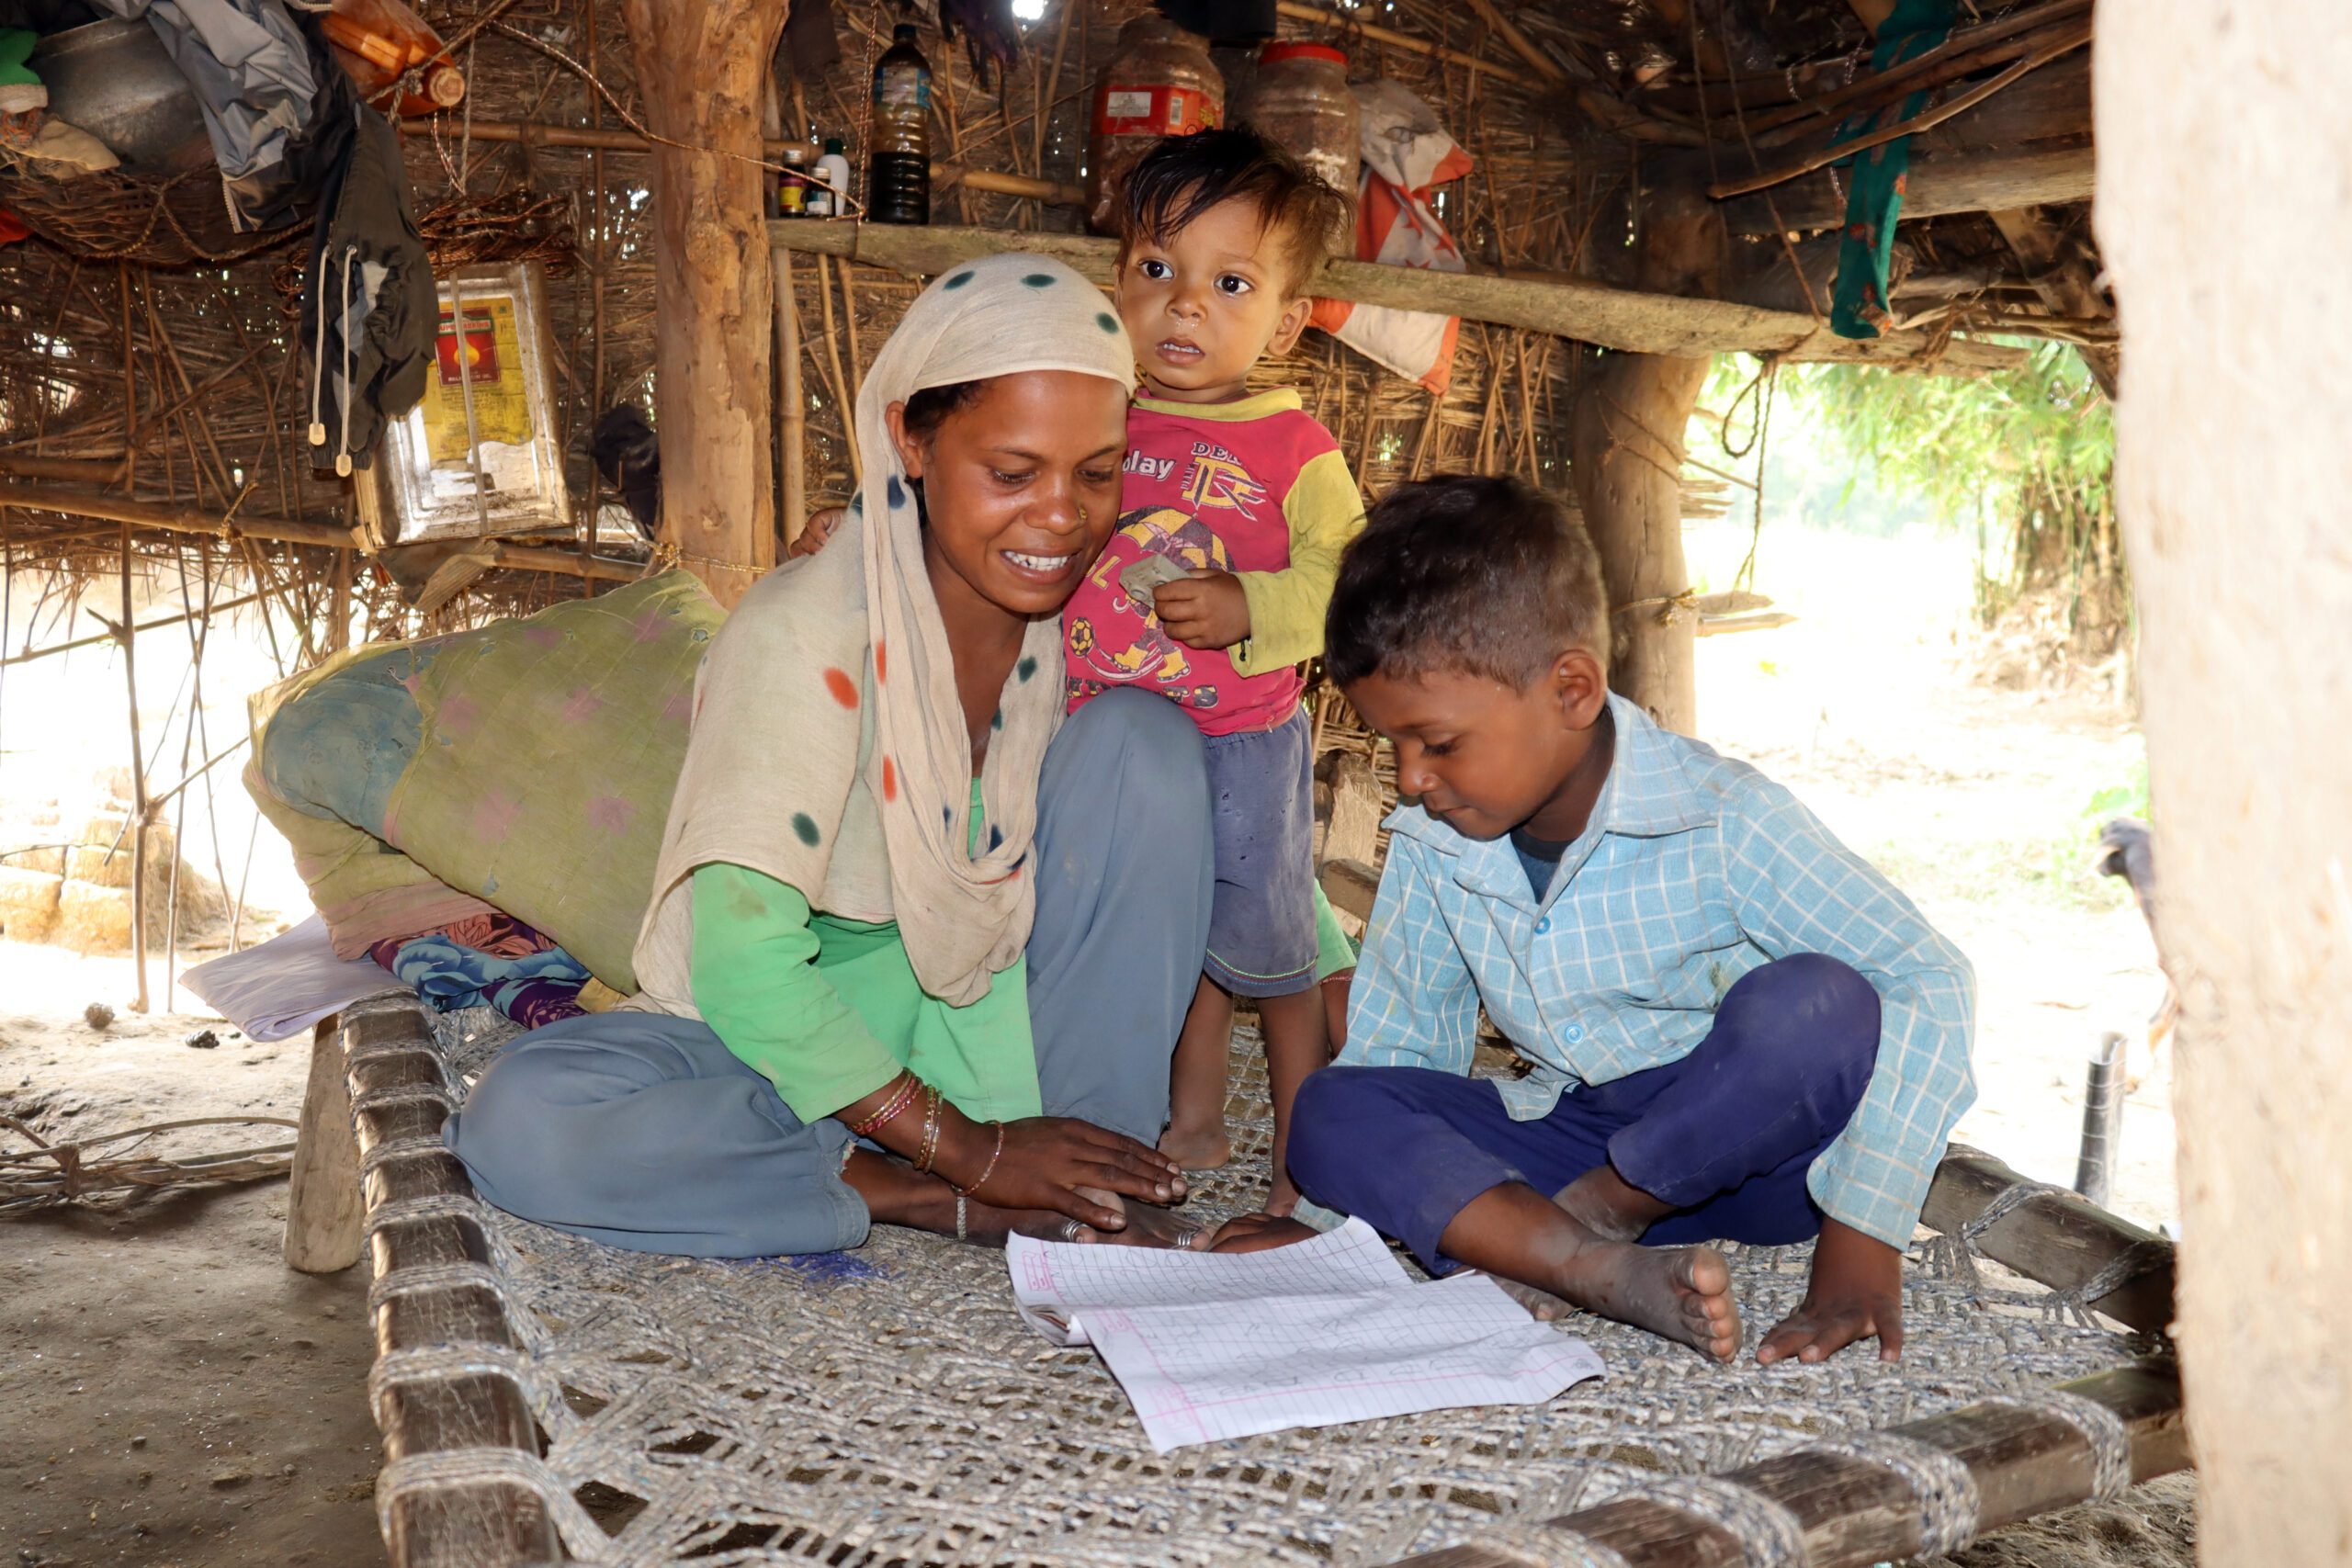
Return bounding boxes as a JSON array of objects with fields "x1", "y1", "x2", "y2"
[{"x1": 1286, "y1": 953, "x2": 1881, "y2": 1274}]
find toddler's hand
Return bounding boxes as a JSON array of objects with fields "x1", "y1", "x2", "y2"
[
  {"x1": 1204, "y1": 1212, "x2": 1318, "y2": 1254},
  {"x1": 1153, "y1": 570, "x2": 1251, "y2": 649}
]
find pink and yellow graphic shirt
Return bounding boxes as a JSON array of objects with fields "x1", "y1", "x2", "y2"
[{"x1": 1063, "y1": 389, "x2": 1363, "y2": 737}]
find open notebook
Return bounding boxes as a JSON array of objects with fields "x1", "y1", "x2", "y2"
[{"x1": 1007, "y1": 1217, "x2": 1604, "y2": 1452}]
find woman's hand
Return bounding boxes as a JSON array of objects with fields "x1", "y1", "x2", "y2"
[
  {"x1": 964, "y1": 1116, "x2": 1189, "y2": 1234},
  {"x1": 1153, "y1": 570, "x2": 1251, "y2": 649}
]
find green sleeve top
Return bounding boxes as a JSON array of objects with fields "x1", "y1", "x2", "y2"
[{"x1": 686, "y1": 784, "x2": 1044, "y2": 1127}]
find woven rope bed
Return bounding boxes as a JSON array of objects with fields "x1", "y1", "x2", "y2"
[{"x1": 316, "y1": 994, "x2": 2186, "y2": 1568}]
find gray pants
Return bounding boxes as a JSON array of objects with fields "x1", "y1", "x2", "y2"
[{"x1": 445, "y1": 691, "x2": 1214, "y2": 1257}]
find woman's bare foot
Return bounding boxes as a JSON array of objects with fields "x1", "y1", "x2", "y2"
[
  {"x1": 1156, "y1": 1122, "x2": 1233, "y2": 1171},
  {"x1": 1550, "y1": 1241, "x2": 1742, "y2": 1361}
]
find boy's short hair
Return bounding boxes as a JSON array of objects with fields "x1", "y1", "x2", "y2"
[
  {"x1": 1325, "y1": 475, "x2": 1611, "y2": 689},
  {"x1": 1113, "y1": 128, "x2": 1348, "y2": 297}
]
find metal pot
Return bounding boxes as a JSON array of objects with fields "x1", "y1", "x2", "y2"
[{"x1": 30, "y1": 18, "x2": 214, "y2": 174}]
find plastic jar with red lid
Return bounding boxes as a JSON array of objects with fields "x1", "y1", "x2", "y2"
[{"x1": 1242, "y1": 40, "x2": 1358, "y2": 251}]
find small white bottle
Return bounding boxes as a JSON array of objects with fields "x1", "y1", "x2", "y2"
[{"x1": 811, "y1": 137, "x2": 853, "y2": 219}]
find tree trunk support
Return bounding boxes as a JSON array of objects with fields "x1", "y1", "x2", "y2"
[
  {"x1": 622, "y1": 0, "x2": 793, "y2": 608},
  {"x1": 2097, "y1": 6, "x2": 2352, "y2": 1562},
  {"x1": 1568, "y1": 188, "x2": 1722, "y2": 736}
]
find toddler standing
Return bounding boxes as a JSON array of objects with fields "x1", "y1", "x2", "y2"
[{"x1": 1063, "y1": 129, "x2": 1360, "y2": 1212}]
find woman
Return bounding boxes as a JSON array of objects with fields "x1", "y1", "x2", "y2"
[{"x1": 446, "y1": 255, "x2": 1215, "y2": 1254}]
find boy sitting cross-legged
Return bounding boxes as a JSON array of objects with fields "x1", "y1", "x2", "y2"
[{"x1": 1210, "y1": 476, "x2": 1976, "y2": 1366}]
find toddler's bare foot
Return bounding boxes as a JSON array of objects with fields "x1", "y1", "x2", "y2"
[
  {"x1": 1069, "y1": 1186, "x2": 1207, "y2": 1249},
  {"x1": 1157, "y1": 1122, "x2": 1233, "y2": 1171},
  {"x1": 1265, "y1": 1172, "x2": 1302, "y2": 1218},
  {"x1": 1553, "y1": 1241, "x2": 1741, "y2": 1361}
]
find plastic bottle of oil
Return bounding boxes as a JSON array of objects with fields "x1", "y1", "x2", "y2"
[{"x1": 867, "y1": 24, "x2": 932, "y2": 225}]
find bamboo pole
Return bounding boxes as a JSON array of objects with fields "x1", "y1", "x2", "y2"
[
  {"x1": 775, "y1": 247, "x2": 808, "y2": 546},
  {"x1": 390, "y1": 118, "x2": 1087, "y2": 206},
  {"x1": 766, "y1": 221, "x2": 2029, "y2": 372},
  {"x1": 119, "y1": 522, "x2": 150, "y2": 1014},
  {"x1": 1707, "y1": 21, "x2": 2093, "y2": 200},
  {"x1": 0, "y1": 485, "x2": 362, "y2": 549},
  {"x1": 0, "y1": 484, "x2": 644, "y2": 584},
  {"x1": 0, "y1": 591, "x2": 266, "y2": 668}
]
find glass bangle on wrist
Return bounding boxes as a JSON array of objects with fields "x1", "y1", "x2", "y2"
[
  {"x1": 846, "y1": 1071, "x2": 919, "y2": 1138},
  {"x1": 949, "y1": 1121, "x2": 1005, "y2": 1198}
]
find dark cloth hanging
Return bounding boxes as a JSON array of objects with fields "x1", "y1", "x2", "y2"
[
  {"x1": 1152, "y1": 0, "x2": 1274, "y2": 46},
  {"x1": 588, "y1": 405, "x2": 662, "y2": 539},
  {"x1": 776, "y1": 0, "x2": 840, "y2": 82},
  {"x1": 300, "y1": 95, "x2": 433, "y2": 473}
]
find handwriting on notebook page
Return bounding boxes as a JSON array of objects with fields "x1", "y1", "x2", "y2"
[{"x1": 1005, "y1": 1218, "x2": 1604, "y2": 1451}]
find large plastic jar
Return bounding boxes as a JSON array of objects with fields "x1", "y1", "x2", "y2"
[
  {"x1": 1085, "y1": 15, "x2": 1224, "y2": 234},
  {"x1": 1242, "y1": 41, "x2": 1358, "y2": 250}
]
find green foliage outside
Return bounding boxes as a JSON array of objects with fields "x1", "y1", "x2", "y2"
[{"x1": 1692, "y1": 341, "x2": 2129, "y2": 655}]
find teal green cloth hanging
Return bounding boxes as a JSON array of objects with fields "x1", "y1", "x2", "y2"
[
  {"x1": 0, "y1": 28, "x2": 42, "y2": 88},
  {"x1": 1829, "y1": 0, "x2": 1957, "y2": 339}
]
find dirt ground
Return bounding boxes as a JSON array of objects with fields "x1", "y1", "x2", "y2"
[
  {"x1": 0, "y1": 521, "x2": 2183, "y2": 1567},
  {"x1": 0, "y1": 968, "x2": 385, "y2": 1568}
]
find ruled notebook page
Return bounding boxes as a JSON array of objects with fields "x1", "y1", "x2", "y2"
[{"x1": 1007, "y1": 1218, "x2": 1605, "y2": 1451}]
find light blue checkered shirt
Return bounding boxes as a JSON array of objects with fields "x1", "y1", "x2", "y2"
[{"x1": 1335, "y1": 692, "x2": 1977, "y2": 1249}]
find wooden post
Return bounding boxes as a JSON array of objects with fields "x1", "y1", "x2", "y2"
[
  {"x1": 776, "y1": 247, "x2": 808, "y2": 547},
  {"x1": 2097, "y1": 6, "x2": 2352, "y2": 1563},
  {"x1": 119, "y1": 523, "x2": 151, "y2": 1013},
  {"x1": 284, "y1": 1016, "x2": 363, "y2": 1273},
  {"x1": 763, "y1": 76, "x2": 808, "y2": 550},
  {"x1": 325, "y1": 547, "x2": 354, "y2": 654},
  {"x1": 1568, "y1": 186, "x2": 1722, "y2": 736},
  {"x1": 619, "y1": 0, "x2": 793, "y2": 607}
]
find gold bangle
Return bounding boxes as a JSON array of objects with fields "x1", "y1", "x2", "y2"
[
  {"x1": 846, "y1": 1071, "x2": 918, "y2": 1138},
  {"x1": 913, "y1": 1085, "x2": 944, "y2": 1175},
  {"x1": 950, "y1": 1121, "x2": 1005, "y2": 1199}
]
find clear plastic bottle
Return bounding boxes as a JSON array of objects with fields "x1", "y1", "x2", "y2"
[
  {"x1": 868, "y1": 23, "x2": 933, "y2": 225},
  {"x1": 1243, "y1": 41, "x2": 1358, "y2": 249},
  {"x1": 1085, "y1": 15, "x2": 1223, "y2": 234},
  {"x1": 810, "y1": 137, "x2": 852, "y2": 218}
]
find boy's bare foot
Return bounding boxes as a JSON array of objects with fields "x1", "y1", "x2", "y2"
[
  {"x1": 1550, "y1": 1241, "x2": 1742, "y2": 1361},
  {"x1": 1437, "y1": 1182, "x2": 1742, "y2": 1361},
  {"x1": 1157, "y1": 1122, "x2": 1233, "y2": 1171},
  {"x1": 1469, "y1": 1270, "x2": 1574, "y2": 1321},
  {"x1": 1553, "y1": 1163, "x2": 1674, "y2": 1244}
]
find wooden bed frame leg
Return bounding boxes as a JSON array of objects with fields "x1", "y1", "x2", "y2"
[{"x1": 285, "y1": 1015, "x2": 363, "y2": 1274}]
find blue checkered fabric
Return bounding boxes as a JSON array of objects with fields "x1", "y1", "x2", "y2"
[{"x1": 1338, "y1": 693, "x2": 1977, "y2": 1249}]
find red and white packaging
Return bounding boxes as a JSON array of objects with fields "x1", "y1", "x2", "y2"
[{"x1": 1307, "y1": 81, "x2": 1473, "y2": 397}]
